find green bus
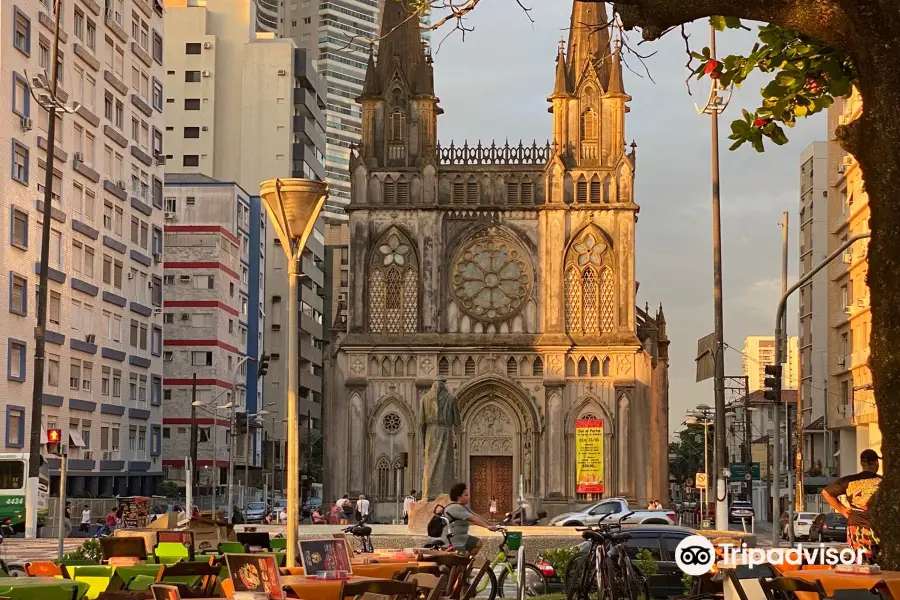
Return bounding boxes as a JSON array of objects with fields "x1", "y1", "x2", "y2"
[{"x1": 0, "y1": 453, "x2": 50, "y2": 532}]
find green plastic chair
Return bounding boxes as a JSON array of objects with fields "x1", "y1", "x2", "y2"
[
  {"x1": 0, "y1": 583, "x2": 81, "y2": 600},
  {"x1": 123, "y1": 574, "x2": 158, "y2": 591},
  {"x1": 269, "y1": 538, "x2": 287, "y2": 551},
  {"x1": 217, "y1": 542, "x2": 245, "y2": 554},
  {"x1": 153, "y1": 542, "x2": 191, "y2": 564}
]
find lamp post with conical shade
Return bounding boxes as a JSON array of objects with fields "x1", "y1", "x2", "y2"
[{"x1": 259, "y1": 178, "x2": 328, "y2": 566}]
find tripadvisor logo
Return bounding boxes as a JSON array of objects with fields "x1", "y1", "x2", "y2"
[{"x1": 674, "y1": 535, "x2": 716, "y2": 576}]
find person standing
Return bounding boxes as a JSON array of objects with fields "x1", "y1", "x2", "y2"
[
  {"x1": 444, "y1": 482, "x2": 498, "y2": 556},
  {"x1": 105, "y1": 508, "x2": 118, "y2": 533},
  {"x1": 80, "y1": 505, "x2": 91, "y2": 533},
  {"x1": 403, "y1": 490, "x2": 417, "y2": 524},
  {"x1": 356, "y1": 494, "x2": 370, "y2": 522},
  {"x1": 822, "y1": 448, "x2": 882, "y2": 563},
  {"x1": 339, "y1": 494, "x2": 353, "y2": 524},
  {"x1": 489, "y1": 495, "x2": 498, "y2": 522}
]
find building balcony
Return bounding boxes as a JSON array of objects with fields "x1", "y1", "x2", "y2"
[
  {"x1": 850, "y1": 347, "x2": 870, "y2": 369},
  {"x1": 300, "y1": 341, "x2": 322, "y2": 365},
  {"x1": 294, "y1": 116, "x2": 326, "y2": 152},
  {"x1": 294, "y1": 88, "x2": 326, "y2": 125},
  {"x1": 300, "y1": 370, "x2": 322, "y2": 392},
  {"x1": 291, "y1": 144, "x2": 326, "y2": 182},
  {"x1": 301, "y1": 312, "x2": 323, "y2": 339},
  {"x1": 299, "y1": 257, "x2": 324, "y2": 288}
]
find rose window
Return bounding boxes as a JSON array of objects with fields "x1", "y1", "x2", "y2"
[
  {"x1": 379, "y1": 234, "x2": 411, "y2": 266},
  {"x1": 572, "y1": 233, "x2": 607, "y2": 266},
  {"x1": 452, "y1": 229, "x2": 532, "y2": 323},
  {"x1": 382, "y1": 411, "x2": 402, "y2": 435}
]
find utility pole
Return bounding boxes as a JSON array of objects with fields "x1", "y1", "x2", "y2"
[
  {"x1": 190, "y1": 374, "x2": 198, "y2": 495},
  {"x1": 708, "y1": 24, "x2": 729, "y2": 531},
  {"x1": 781, "y1": 212, "x2": 793, "y2": 545},
  {"x1": 25, "y1": 0, "x2": 64, "y2": 539}
]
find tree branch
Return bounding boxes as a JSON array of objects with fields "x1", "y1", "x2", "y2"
[{"x1": 611, "y1": 0, "x2": 852, "y2": 50}]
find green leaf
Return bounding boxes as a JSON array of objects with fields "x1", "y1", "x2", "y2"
[
  {"x1": 794, "y1": 104, "x2": 809, "y2": 117},
  {"x1": 751, "y1": 137, "x2": 765, "y2": 152},
  {"x1": 723, "y1": 16, "x2": 742, "y2": 29},
  {"x1": 709, "y1": 15, "x2": 726, "y2": 31},
  {"x1": 729, "y1": 138, "x2": 747, "y2": 151}
]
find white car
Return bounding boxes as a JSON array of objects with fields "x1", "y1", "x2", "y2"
[{"x1": 784, "y1": 512, "x2": 818, "y2": 539}]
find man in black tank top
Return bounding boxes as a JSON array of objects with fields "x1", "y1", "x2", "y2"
[{"x1": 822, "y1": 448, "x2": 882, "y2": 563}]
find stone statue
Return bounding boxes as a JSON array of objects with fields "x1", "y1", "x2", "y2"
[{"x1": 419, "y1": 378, "x2": 460, "y2": 500}]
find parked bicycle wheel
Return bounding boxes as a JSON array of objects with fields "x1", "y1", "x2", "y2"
[{"x1": 497, "y1": 562, "x2": 546, "y2": 597}]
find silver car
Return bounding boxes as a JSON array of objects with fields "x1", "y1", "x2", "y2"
[{"x1": 245, "y1": 501, "x2": 267, "y2": 523}]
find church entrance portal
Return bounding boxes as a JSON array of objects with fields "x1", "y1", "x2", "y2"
[{"x1": 470, "y1": 456, "x2": 513, "y2": 518}]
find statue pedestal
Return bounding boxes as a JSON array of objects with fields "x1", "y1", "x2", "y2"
[{"x1": 406, "y1": 494, "x2": 451, "y2": 534}]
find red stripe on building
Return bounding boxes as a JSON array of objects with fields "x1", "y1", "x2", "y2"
[
  {"x1": 163, "y1": 339, "x2": 241, "y2": 354},
  {"x1": 163, "y1": 459, "x2": 229, "y2": 467},
  {"x1": 163, "y1": 418, "x2": 230, "y2": 427},
  {"x1": 163, "y1": 378, "x2": 233, "y2": 389},
  {"x1": 163, "y1": 300, "x2": 240, "y2": 317},
  {"x1": 164, "y1": 225, "x2": 240, "y2": 246},
  {"x1": 163, "y1": 261, "x2": 240, "y2": 280}
]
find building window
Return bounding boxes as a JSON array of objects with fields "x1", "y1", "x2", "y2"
[
  {"x1": 5, "y1": 406, "x2": 25, "y2": 447},
  {"x1": 184, "y1": 98, "x2": 200, "y2": 110},
  {"x1": 184, "y1": 127, "x2": 200, "y2": 138},
  {"x1": 183, "y1": 155, "x2": 199, "y2": 167},
  {"x1": 581, "y1": 109, "x2": 598, "y2": 140},
  {"x1": 13, "y1": 73, "x2": 30, "y2": 117},
  {"x1": 10, "y1": 207, "x2": 28, "y2": 250},
  {"x1": 191, "y1": 351, "x2": 212, "y2": 366},
  {"x1": 185, "y1": 71, "x2": 201, "y2": 83},
  {"x1": 185, "y1": 42, "x2": 201, "y2": 54},
  {"x1": 368, "y1": 228, "x2": 418, "y2": 333},
  {"x1": 152, "y1": 30, "x2": 163, "y2": 63},
  {"x1": 7, "y1": 341, "x2": 26, "y2": 383},
  {"x1": 47, "y1": 354, "x2": 59, "y2": 387},
  {"x1": 11, "y1": 140, "x2": 29, "y2": 185},
  {"x1": 152, "y1": 79, "x2": 163, "y2": 111},
  {"x1": 13, "y1": 9, "x2": 30, "y2": 55},
  {"x1": 564, "y1": 226, "x2": 616, "y2": 333},
  {"x1": 9, "y1": 273, "x2": 27, "y2": 316}
]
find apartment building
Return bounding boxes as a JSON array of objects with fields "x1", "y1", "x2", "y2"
[
  {"x1": 826, "y1": 90, "x2": 878, "y2": 476},
  {"x1": 742, "y1": 336, "x2": 799, "y2": 392},
  {"x1": 158, "y1": 175, "x2": 266, "y2": 490},
  {"x1": 798, "y1": 141, "x2": 832, "y2": 476},
  {"x1": 1, "y1": 0, "x2": 166, "y2": 494},
  {"x1": 162, "y1": 0, "x2": 328, "y2": 492}
]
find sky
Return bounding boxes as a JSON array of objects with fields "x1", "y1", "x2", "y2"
[{"x1": 426, "y1": 0, "x2": 826, "y2": 432}]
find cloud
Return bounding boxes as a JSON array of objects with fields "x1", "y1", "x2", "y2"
[{"x1": 431, "y1": 0, "x2": 823, "y2": 433}]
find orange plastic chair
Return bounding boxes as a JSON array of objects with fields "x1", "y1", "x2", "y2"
[
  {"x1": 25, "y1": 561, "x2": 63, "y2": 577},
  {"x1": 221, "y1": 578, "x2": 235, "y2": 597}
]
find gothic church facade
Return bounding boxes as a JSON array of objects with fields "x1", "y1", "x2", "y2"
[{"x1": 324, "y1": 0, "x2": 670, "y2": 517}]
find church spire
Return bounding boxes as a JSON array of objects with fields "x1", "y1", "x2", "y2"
[
  {"x1": 607, "y1": 40, "x2": 626, "y2": 96},
  {"x1": 550, "y1": 39, "x2": 572, "y2": 98},
  {"x1": 361, "y1": 45, "x2": 379, "y2": 99},
  {"x1": 567, "y1": 0, "x2": 612, "y2": 90},
  {"x1": 375, "y1": 0, "x2": 432, "y2": 96}
]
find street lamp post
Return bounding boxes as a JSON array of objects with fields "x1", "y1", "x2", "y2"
[
  {"x1": 24, "y1": 0, "x2": 82, "y2": 539},
  {"x1": 226, "y1": 356, "x2": 252, "y2": 523},
  {"x1": 260, "y1": 178, "x2": 328, "y2": 567}
]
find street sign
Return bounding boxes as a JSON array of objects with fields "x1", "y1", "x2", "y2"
[
  {"x1": 744, "y1": 473, "x2": 752, "y2": 481},
  {"x1": 695, "y1": 472, "x2": 708, "y2": 489},
  {"x1": 685, "y1": 477, "x2": 694, "y2": 488},
  {"x1": 696, "y1": 333, "x2": 717, "y2": 382},
  {"x1": 729, "y1": 462, "x2": 762, "y2": 480}
]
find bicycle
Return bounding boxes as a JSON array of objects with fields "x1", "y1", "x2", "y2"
[
  {"x1": 477, "y1": 527, "x2": 546, "y2": 598},
  {"x1": 565, "y1": 512, "x2": 648, "y2": 600}
]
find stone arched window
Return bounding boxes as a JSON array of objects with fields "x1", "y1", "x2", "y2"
[
  {"x1": 581, "y1": 109, "x2": 598, "y2": 141},
  {"x1": 369, "y1": 228, "x2": 418, "y2": 333},
  {"x1": 389, "y1": 109, "x2": 405, "y2": 142},
  {"x1": 376, "y1": 456, "x2": 391, "y2": 498},
  {"x1": 565, "y1": 227, "x2": 616, "y2": 333}
]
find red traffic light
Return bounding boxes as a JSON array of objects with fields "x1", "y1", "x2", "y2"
[{"x1": 47, "y1": 428, "x2": 61, "y2": 443}]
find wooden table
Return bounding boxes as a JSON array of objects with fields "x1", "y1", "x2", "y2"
[
  {"x1": 279, "y1": 574, "x2": 380, "y2": 600},
  {"x1": 282, "y1": 562, "x2": 424, "y2": 580},
  {"x1": 784, "y1": 568, "x2": 900, "y2": 599}
]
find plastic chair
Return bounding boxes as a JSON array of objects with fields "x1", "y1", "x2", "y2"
[
  {"x1": 153, "y1": 543, "x2": 191, "y2": 565},
  {"x1": 25, "y1": 562, "x2": 63, "y2": 577},
  {"x1": 64, "y1": 565, "x2": 116, "y2": 600},
  {"x1": 759, "y1": 577, "x2": 827, "y2": 600},
  {"x1": 340, "y1": 579, "x2": 418, "y2": 600},
  {"x1": 216, "y1": 542, "x2": 245, "y2": 554},
  {"x1": 269, "y1": 538, "x2": 287, "y2": 551}
]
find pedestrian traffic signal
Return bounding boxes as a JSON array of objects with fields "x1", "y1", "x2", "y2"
[
  {"x1": 258, "y1": 353, "x2": 270, "y2": 379},
  {"x1": 46, "y1": 428, "x2": 62, "y2": 455},
  {"x1": 763, "y1": 364, "x2": 782, "y2": 402}
]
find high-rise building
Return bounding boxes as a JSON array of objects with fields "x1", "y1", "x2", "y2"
[
  {"x1": 158, "y1": 174, "x2": 267, "y2": 491},
  {"x1": 798, "y1": 142, "x2": 832, "y2": 475},
  {"x1": 162, "y1": 0, "x2": 329, "y2": 495},
  {"x1": 0, "y1": 0, "x2": 167, "y2": 495},
  {"x1": 826, "y1": 89, "x2": 877, "y2": 476},
  {"x1": 742, "y1": 336, "x2": 799, "y2": 392}
]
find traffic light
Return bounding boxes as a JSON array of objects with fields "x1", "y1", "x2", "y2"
[
  {"x1": 258, "y1": 353, "x2": 270, "y2": 379},
  {"x1": 235, "y1": 412, "x2": 248, "y2": 435},
  {"x1": 46, "y1": 428, "x2": 62, "y2": 455},
  {"x1": 763, "y1": 364, "x2": 782, "y2": 402}
]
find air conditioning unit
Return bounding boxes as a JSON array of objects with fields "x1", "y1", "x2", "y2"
[
  {"x1": 179, "y1": 275, "x2": 191, "y2": 282},
  {"x1": 837, "y1": 356, "x2": 846, "y2": 367},
  {"x1": 153, "y1": 252, "x2": 162, "y2": 262},
  {"x1": 842, "y1": 155, "x2": 854, "y2": 167},
  {"x1": 83, "y1": 451, "x2": 92, "y2": 460},
  {"x1": 837, "y1": 164, "x2": 846, "y2": 174},
  {"x1": 127, "y1": 271, "x2": 135, "y2": 280},
  {"x1": 147, "y1": 281, "x2": 154, "y2": 288},
  {"x1": 20, "y1": 116, "x2": 33, "y2": 131},
  {"x1": 153, "y1": 308, "x2": 162, "y2": 314},
  {"x1": 85, "y1": 334, "x2": 96, "y2": 344},
  {"x1": 201, "y1": 70, "x2": 211, "y2": 77},
  {"x1": 203, "y1": 41, "x2": 212, "y2": 49},
  {"x1": 73, "y1": 152, "x2": 84, "y2": 162},
  {"x1": 155, "y1": 153, "x2": 166, "y2": 166},
  {"x1": 272, "y1": 324, "x2": 281, "y2": 331},
  {"x1": 844, "y1": 304, "x2": 854, "y2": 315},
  {"x1": 164, "y1": 211, "x2": 176, "y2": 219},
  {"x1": 102, "y1": 451, "x2": 111, "y2": 460},
  {"x1": 202, "y1": 126, "x2": 209, "y2": 131},
  {"x1": 117, "y1": 180, "x2": 126, "y2": 189},
  {"x1": 843, "y1": 251, "x2": 853, "y2": 264},
  {"x1": 277, "y1": 69, "x2": 287, "y2": 76},
  {"x1": 858, "y1": 296, "x2": 870, "y2": 308},
  {"x1": 181, "y1": 313, "x2": 190, "y2": 321}
]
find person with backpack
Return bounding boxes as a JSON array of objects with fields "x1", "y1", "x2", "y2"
[
  {"x1": 339, "y1": 493, "x2": 353, "y2": 525},
  {"x1": 438, "y1": 482, "x2": 498, "y2": 555}
]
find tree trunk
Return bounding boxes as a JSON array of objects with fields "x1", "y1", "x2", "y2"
[{"x1": 854, "y1": 41, "x2": 900, "y2": 570}]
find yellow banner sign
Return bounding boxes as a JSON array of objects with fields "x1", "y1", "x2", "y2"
[{"x1": 575, "y1": 419, "x2": 604, "y2": 494}]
